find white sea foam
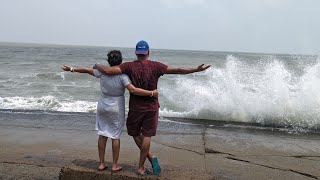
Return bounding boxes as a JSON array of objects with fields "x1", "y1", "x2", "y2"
[
  {"x1": 0, "y1": 96, "x2": 97, "y2": 113},
  {"x1": 159, "y1": 56, "x2": 320, "y2": 129}
]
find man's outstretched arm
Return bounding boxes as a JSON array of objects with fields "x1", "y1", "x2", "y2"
[
  {"x1": 93, "y1": 64, "x2": 122, "y2": 75},
  {"x1": 164, "y1": 64, "x2": 210, "y2": 74}
]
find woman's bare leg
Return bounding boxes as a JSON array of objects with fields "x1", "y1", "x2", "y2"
[
  {"x1": 98, "y1": 135, "x2": 108, "y2": 170},
  {"x1": 111, "y1": 138, "x2": 122, "y2": 171}
]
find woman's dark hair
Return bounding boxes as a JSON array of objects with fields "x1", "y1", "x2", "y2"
[{"x1": 107, "y1": 50, "x2": 122, "y2": 66}]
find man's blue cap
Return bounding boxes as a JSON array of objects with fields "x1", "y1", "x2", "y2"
[{"x1": 135, "y1": 40, "x2": 149, "y2": 55}]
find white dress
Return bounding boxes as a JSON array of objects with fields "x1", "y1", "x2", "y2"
[{"x1": 93, "y1": 69, "x2": 131, "y2": 139}]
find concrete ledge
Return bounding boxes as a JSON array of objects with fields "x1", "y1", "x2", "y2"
[
  {"x1": 58, "y1": 162, "x2": 211, "y2": 180},
  {"x1": 59, "y1": 166, "x2": 159, "y2": 180}
]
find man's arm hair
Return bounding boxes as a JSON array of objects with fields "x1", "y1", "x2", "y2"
[
  {"x1": 164, "y1": 64, "x2": 211, "y2": 74},
  {"x1": 93, "y1": 64, "x2": 122, "y2": 75}
]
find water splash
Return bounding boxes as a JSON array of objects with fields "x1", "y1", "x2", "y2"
[{"x1": 160, "y1": 55, "x2": 320, "y2": 130}]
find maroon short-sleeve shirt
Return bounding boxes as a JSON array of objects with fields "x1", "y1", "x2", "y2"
[{"x1": 119, "y1": 60, "x2": 168, "y2": 112}]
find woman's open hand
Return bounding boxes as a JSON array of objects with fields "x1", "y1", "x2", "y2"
[{"x1": 61, "y1": 65, "x2": 72, "y2": 71}]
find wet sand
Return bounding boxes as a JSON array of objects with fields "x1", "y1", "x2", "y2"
[{"x1": 0, "y1": 110, "x2": 319, "y2": 180}]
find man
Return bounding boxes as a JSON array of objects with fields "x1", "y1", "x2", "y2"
[{"x1": 94, "y1": 40, "x2": 210, "y2": 175}]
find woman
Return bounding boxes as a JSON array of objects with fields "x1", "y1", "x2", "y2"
[{"x1": 61, "y1": 50, "x2": 157, "y2": 172}]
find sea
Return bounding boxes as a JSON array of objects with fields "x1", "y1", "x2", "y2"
[{"x1": 1, "y1": 42, "x2": 320, "y2": 133}]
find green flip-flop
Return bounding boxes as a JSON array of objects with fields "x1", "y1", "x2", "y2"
[
  {"x1": 137, "y1": 168, "x2": 153, "y2": 176},
  {"x1": 151, "y1": 156, "x2": 161, "y2": 175}
]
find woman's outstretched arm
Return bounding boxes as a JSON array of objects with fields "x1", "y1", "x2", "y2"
[
  {"x1": 126, "y1": 84, "x2": 159, "y2": 97},
  {"x1": 61, "y1": 65, "x2": 94, "y2": 76}
]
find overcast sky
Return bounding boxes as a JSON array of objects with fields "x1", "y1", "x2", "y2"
[{"x1": 0, "y1": 0, "x2": 319, "y2": 54}]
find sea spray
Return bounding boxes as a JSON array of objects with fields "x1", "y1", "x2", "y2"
[{"x1": 159, "y1": 56, "x2": 320, "y2": 130}]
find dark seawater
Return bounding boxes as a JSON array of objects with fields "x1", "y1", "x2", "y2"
[{"x1": 1, "y1": 42, "x2": 320, "y2": 132}]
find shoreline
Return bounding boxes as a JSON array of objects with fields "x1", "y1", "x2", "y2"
[
  {"x1": 0, "y1": 111, "x2": 319, "y2": 179},
  {"x1": 1, "y1": 109, "x2": 319, "y2": 134}
]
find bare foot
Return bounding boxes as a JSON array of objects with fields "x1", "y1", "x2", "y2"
[
  {"x1": 137, "y1": 167, "x2": 152, "y2": 176},
  {"x1": 111, "y1": 165, "x2": 122, "y2": 173},
  {"x1": 98, "y1": 162, "x2": 108, "y2": 171}
]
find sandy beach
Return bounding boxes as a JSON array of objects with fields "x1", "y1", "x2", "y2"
[{"x1": 0, "y1": 110, "x2": 319, "y2": 180}]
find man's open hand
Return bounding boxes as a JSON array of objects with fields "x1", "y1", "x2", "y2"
[{"x1": 197, "y1": 64, "x2": 211, "y2": 72}]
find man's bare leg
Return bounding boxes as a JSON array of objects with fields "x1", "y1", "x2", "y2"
[
  {"x1": 134, "y1": 134, "x2": 162, "y2": 175},
  {"x1": 98, "y1": 135, "x2": 108, "y2": 170},
  {"x1": 111, "y1": 139, "x2": 122, "y2": 171},
  {"x1": 136, "y1": 135, "x2": 151, "y2": 172},
  {"x1": 133, "y1": 135, "x2": 154, "y2": 162}
]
